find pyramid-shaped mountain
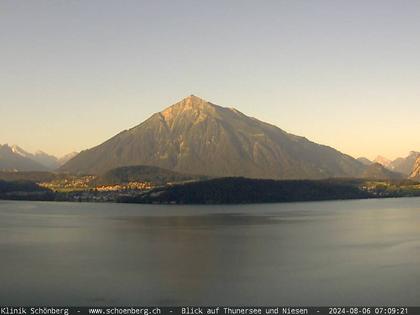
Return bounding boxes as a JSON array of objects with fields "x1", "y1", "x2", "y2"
[{"x1": 61, "y1": 95, "x2": 365, "y2": 179}]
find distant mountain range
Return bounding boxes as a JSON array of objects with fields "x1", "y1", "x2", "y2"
[
  {"x1": 0, "y1": 145, "x2": 48, "y2": 172},
  {"x1": 389, "y1": 151, "x2": 420, "y2": 175},
  {"x1": 11, "y1": 145, "x2": 61, "y2": 169},
  {"x1": 0, "y1": 144, "x2": 77, "y2": 171},
  {"x1": 361, "y1": 163, "x2": 404, "y2": 180},
  {"x1": 358, "y1": 151, "x2": 420, "y2": 176},
  {"x1": 60, "y1": 95, "x2": 366, "y2": 179}
]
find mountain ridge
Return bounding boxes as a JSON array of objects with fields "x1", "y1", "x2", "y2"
[
  {"x1": 0, "y1": 144, "x2": 79, "y2": 171},
  {"x1": 389, "y1": 151, "x2": 420, "y2": 175},
  {"x1": 11, "y1": 145, "x2": 60, "y2": 170},
  {"x1": 0, "y1": 144, "x2": 48, "y2": 172},
  {"x1": 361, "y1": 162, "x2": 404, "y2": 180}
]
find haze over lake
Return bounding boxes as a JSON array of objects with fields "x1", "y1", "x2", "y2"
[{"x1": 1, "y1": 199, "x2": 419, "y2": 306}]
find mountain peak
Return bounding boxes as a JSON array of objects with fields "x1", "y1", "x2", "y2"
[
  {"x1": 373, "y1": 155, "x2": 392, "y2": 167},
  {"x1": 0, "y1": 144, "x2": 49, "y2": 172},
  {"x1": 11, "y1": 145, "x2": 30, "y2": 158},
  {"x1": 160, "y1": 95, "x2": 218, "y2": 122},
  {"x1": 176, "y1": 94, "x2": 212, "y2": 109},
  {"x1": 185, "y1": 94, "x2": 206, "y2": 102}
]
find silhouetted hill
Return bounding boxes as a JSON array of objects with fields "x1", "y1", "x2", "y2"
[
  {"x1": 0, "y1": 171, "x2": 61, "y2": 182},
  {"x1": 0, "y1": 180, "x2": 48, "y2": 193},
  {"x1": 120, "y1": 177, "x2": 370, "y2": 204}
]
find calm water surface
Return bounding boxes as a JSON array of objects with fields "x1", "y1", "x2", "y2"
[{"x1": 0, "y1": 198, "x2": 419, "y2": 305}]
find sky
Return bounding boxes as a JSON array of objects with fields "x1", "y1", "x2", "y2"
[{"x1": 1, "y1": 1, "x2": 419, "y2": 160}]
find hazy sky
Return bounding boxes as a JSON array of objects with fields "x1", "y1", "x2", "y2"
[{"x1": 1, "y1": 1, "x2": 419, "y2": 159}]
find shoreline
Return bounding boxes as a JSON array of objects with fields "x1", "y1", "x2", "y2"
[{"x1": 0, "y1": 192, "x2": 418, "y2": 206}]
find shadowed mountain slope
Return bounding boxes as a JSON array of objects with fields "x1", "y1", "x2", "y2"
[
  {"x1": 357, "y1": 157, "x2": 373, "y2": 166},
  {"x1": 61, "y1": 95, "x2": 365, "y2": 179}
]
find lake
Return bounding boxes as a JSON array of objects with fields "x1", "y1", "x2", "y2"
[{"x1": 0, "y1": 198, "x2": 419, "y2": 306}]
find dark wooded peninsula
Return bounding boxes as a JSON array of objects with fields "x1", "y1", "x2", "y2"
[{"x1": 1, "y1": 172, "x2": 420, "y2": 205}]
